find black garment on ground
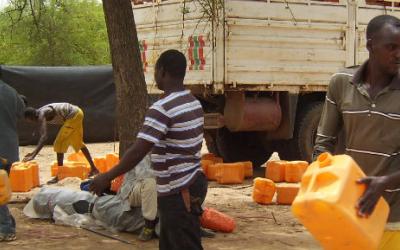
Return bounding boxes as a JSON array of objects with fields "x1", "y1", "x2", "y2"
[
  {"x1": 0, "y1": 162, "x2": 11, "y2": 175},
  {"x1": 158, "y1": 172, "x2": 208, "y2": 250}
]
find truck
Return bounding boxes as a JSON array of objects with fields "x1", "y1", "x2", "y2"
[{"x1": 132, "y1": 0, "x2": 400, "y2": 166}]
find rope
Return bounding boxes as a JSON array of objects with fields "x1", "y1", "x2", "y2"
[{"x1": 283, "y1": 0, "x2": 297, "y2": 25}]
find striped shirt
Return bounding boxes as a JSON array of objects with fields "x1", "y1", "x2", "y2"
[
  {"x1": 38, "y1": 103, "x2": 79, "y2": 125},
  {"x1": 314, "y1": 60, "x2": 400, "y2": 222},
  {"x1": 137, "y1": 90, "x2": 204, "y2": 196}
]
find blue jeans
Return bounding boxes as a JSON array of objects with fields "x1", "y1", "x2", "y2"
[
  {"x1": 0, "y1": 205, "x2": 15, "y2": 235},
  {"x1": 0, "y1": 163, "x2": 15, "y2": 235}
]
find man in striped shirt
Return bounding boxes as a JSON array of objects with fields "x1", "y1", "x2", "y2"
[
  {"x1": 313, "y1": 15, "x2": 400, "y2": 248},
  {"x1": 90, "y1": 49, "x2": 207, "y2": 250}
]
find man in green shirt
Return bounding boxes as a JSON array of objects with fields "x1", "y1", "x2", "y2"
[{"x1": 313, "y1": 15, "x2": 400, "y2": 248}]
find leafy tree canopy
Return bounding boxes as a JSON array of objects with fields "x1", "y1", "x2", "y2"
[{"x1": 0, "y1": 0, "x2": 110, "y2": 65}]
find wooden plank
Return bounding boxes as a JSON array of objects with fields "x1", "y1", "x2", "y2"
[
  {"x1": 226, "y1": 71, "x2": 333, "y2": 85},
  {"x1": 226, "y1": 0, "x2": 348, "y2": 23}
]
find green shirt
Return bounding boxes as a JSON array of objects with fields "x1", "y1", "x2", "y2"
[{"x1": 314, "y1": 60, "x2": 400, "y2": 222}]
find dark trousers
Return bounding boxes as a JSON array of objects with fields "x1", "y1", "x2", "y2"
[
  {"x1": 0, "y1": 163, "x2": 15, "y2": 235},
  {"x1": 158, "y1": 172, "x2": 208, "y2": 250}
]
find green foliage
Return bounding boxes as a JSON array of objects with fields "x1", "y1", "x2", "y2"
[
  {"x1": 195, "y1": 0, "x2": 224, "y2": 24},
  {"x1": 0, "y1": 0, "x2": 110, "y2": 65}
]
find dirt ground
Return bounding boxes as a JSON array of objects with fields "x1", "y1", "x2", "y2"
[{"x1": 1, "y1": 143, "x2": 320, "y2": 250}]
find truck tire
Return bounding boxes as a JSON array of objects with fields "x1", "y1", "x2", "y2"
[
  {"x1": 278, "y1": 101, "x2": 346, "y2": 162},
  {"x1": 278, "y1": 102, "x2": 323, "y2": 161},
  {"x1": 215, "y1": 127, "x2": 272, "y2": 167},
  {"x1": 297, "y1": 102, "x2": 324, "y2": 161},
  {"x1": 204, "y1": 129, "x2": 220, "y2": 156}
]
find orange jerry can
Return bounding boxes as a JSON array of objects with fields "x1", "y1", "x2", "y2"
[
  {"x1": 26, "y1": 161, "x2": 39, "y2": 187},
  {"x1": 212, "y1": 157, "x2": 223, "y2": 164},
  {"x1": 215, "y1": 163, "x2": 245, "y2": 184},
  {"x1": 105, "y1": 153, "x2": 119, "y2": 170},
  {"x1": 201, "y1": 160, "x2": 214, "y2": 176},
  {"x1": 0, "y1": 169, "x2": 12, "y2": 205},
  {"x1": 265, "y1": 160, "x2": 286, "y2": 182},
  {"x1": 94, "y1": 157, "x2": 108, "y2": 173},
  {"x1": 200, "y1": 207, "x2": 236, "y2": 233},
  {"x1": 31, "y1": 162, "x2": 40, "y2": 187},
  {"x1": 292, "y1": 153, "x2": 389, "y2": 250},
  {"x1": 67, "y1": 151, "x2": 89, "y2": 164},
  {"x1": 12, "y1": 161, "x2": 40, "y2": 187},
  {"x1": 201, "y1": 153, "x2": 223, "y2": 164},
  {"x1": 111, "y1": 175, "x2": 124, "y2": 193},
  {"x1": 240, "y1": 161, "x2": 253, "y2": 178},
  {"x1": 201, "y1": 153, "x2": 216, "y2": 161},
  {"x1": 207, "y1": 164, "x2": 220, "y2": 181},
  {"x1": 276, "y1": 183, "x2": 300, "y2": 205},
  {"x1": 9, "y1": 164, "x2": 34, "y2": 192},
  {"x1": 57, "y1": 162, "x2": 90, "y2": 180},
  {"x1": 51, "y1": 161, "x2": 59, "y2": 177},
  {"x1": 285, "y1": 161, "x2": 308, "y2": 183},
  {"x1": 252, "y1": 177, "x2": 276, "y2": 204}
]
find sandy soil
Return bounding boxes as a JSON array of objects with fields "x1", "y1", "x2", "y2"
[{"x1": 1, "y1": 143, "x2": 320, "y2": 250}]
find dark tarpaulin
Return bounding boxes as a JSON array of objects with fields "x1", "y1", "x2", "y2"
[{"x1": 0, "y1": 65, "x2": 117, "y2": 145}]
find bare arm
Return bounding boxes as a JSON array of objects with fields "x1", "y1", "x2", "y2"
[
  {"x1": 23, "y1": 113, "x2": 48, "y2": 161},
  {"x1": 105, "y1": 138, "x2": 153, "y2": 180},
  {"x1": 89, "y1": 138, "x2": 153, "y2": 196},
  {"x1": 90, "y1": 103, "x2": 170, "y2": 196}
]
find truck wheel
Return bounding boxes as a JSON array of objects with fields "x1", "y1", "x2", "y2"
[
  {"x1": 297, "y1": 102, "x2": 324, "y2": 161},
  {"x1": 204, "y1": 129, "x2": 220, "y2": 156},
  {"x1": 278, "y1": 102, "x2": 323, "y2": 162},
  {"x1": 215, "y1": 127, "x2": 272, "y2": 167},
  {"x1": 278, "y1": 101, "x2": 346, "y2": 162}
]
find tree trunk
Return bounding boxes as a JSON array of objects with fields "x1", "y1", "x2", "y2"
[{"x1": 102, "y1": 0, "x2": 147, "y2": 156}]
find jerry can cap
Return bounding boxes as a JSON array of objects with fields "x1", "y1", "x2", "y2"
[{"x1": 317, "y1": 152, "x2": 332, "y2": 168}]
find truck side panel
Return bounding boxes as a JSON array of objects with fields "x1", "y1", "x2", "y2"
[
  {"x1": 356, "y1": 3, "x2": 400, "y2": 64},
  {"x1": 225, "y1": 0, "x2": 349, "y2": 90},
  {"x1": 134, "y1": 1, "x2": 214, "y2": 92}
]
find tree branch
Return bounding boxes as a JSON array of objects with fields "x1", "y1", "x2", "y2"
[{"x1": 29, "y1": 0, "x2": 40, "y2": 30}]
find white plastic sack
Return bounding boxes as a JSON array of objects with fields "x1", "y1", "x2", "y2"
[
  {"x1": 53, "y1": 205, "x2": 95, "y2": 228},
  {"x1": 23, "y1": 187, "x2": 96, "y2": 219}
]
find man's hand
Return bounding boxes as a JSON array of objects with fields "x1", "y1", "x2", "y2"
[
  {"x1": 356, "y1": 176, "x2": 388, "y2": 218},
  {"x1": 89, "y1": 173, "x2": 112, "y2": 196},
  {"x1": 23, "y1": 152, "x2": 36, "y2": 162}
]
